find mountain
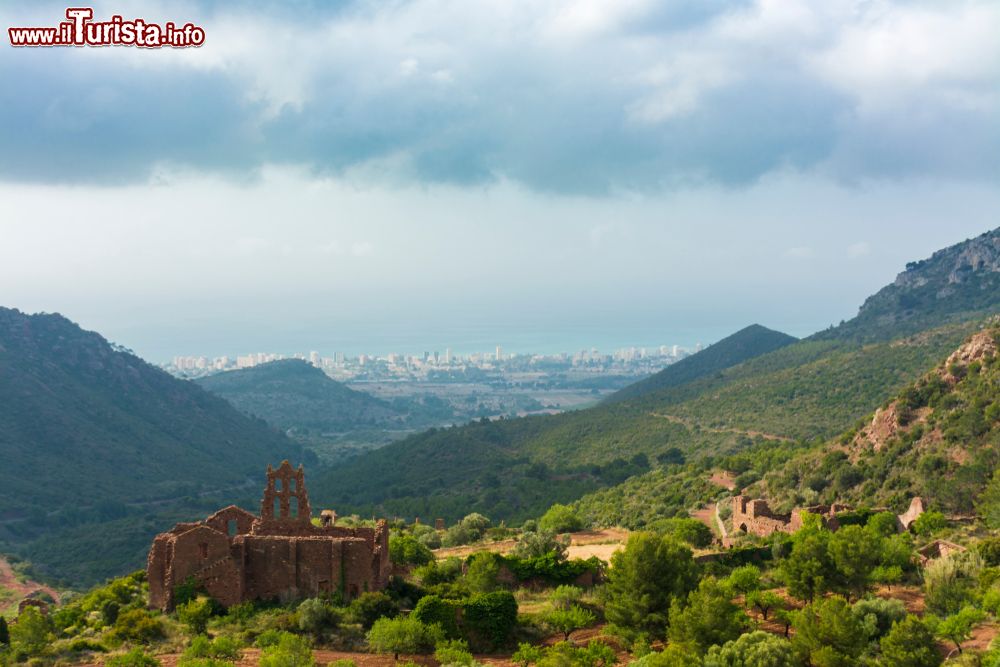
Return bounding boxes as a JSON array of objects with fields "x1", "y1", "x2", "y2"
[
  {"x1": 757, "y1": 324, "x2": 1000, "y2": 516},
  {"x1": 0, "y1": 308, "x2": 306, "y2": 582},
  {"x1": 313, "y1": 228, "x2": 1000, "y2": 524},
  {"x1": 196, "y1": 359, "x2": 402, "y2": 434},
  {"x1": 607, "y1": 324, "x2": 797, "y2": 403},
  {"x1": 823, "y1": 228, "x2": 1000, "y2": 342}
]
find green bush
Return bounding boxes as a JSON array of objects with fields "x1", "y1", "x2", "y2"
[
  {"x1": 389, "y1": 534, "x2": 435, "y2": 566},
  {"x1": 462, "y1": 591, "x2": 518, "y2": 650},
  {"x1": 366, "y1": 616, "x2": 443, "y2": 660},
  {"x1": 346, "y1": 592, "x2": 397, "y2": 629},
  {"x1": 258, "y1": 633, "x2": 314, "y2": 667},
  {"x1": 539, "y1": 504, "x2": 584, "y2": 534},
  {"x1": 412, "y1": 595, "x2": 462, "y2": 639},
  {"x1": 177, "y1": 597, "x2": 215, "y2": 635},
  {"x1": 106, "y1": 648, "x2": 160, "y2": 667},
  {"x1": 297, "y1": 598, "x2": 340, "y2": 638},
  {"x1": 913, "y1": 511, "x2": 947, "y2": 536},
  {"x1": 113, "y1": 609, "x2": 165, "y2": 644},
  {"x1": 435, "y1": 638, "x2": 475, "y2": 666}
]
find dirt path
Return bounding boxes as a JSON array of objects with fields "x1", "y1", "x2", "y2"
[
  {"x1": 0, "y1": 556, "x2": 60, "y2": 611},
  {"x1": 650, "y1": 413, "x2": 794, "y2": 443}
]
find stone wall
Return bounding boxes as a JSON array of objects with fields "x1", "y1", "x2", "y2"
[{"x1": 148, "y1": 461, "x2": 390, "y2": 611}]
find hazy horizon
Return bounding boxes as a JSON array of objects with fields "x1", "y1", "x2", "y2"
[{"x1": 3, "y1": 1, "x2": 998, "y2": 362}]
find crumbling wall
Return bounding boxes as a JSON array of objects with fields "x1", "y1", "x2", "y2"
[{"x1": 147, "y1": 461, "x2": 391, "y2": 611}]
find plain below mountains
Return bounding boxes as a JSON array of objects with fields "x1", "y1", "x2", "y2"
[{"x1": 312, "y1": 228, "x2": 1000, "y2": 525}]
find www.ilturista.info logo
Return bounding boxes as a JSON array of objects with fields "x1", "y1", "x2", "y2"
[{"x1": 8, "y1": 7, "x2": 205, "y2": 48}]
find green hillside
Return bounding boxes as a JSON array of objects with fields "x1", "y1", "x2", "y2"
[
  {"x1": 315, "y1": 228, "x2": 1000, "y2": 525},
  {"x1": 197, "y1": 359, "x2": 403, "y2": 433},
  {"x1": 0, "y1": 308, "x2": 307, "y2": 583},
  {"x1": 607, "y1": 324, "x2": 797, "y2": 403},
  {"x1": 759, "y1": 324, "x2": 1000, "y2": 516}
]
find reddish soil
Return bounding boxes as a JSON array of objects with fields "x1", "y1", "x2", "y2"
[
  {"x1": 708, "y1": 471, "x2": 736, "y2": 491},
  {"x1": 0, "y1": 556, "x2": 60, "y2": 609}
]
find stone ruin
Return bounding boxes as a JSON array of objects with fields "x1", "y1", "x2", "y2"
[
  {"x1": 731, "y1": 495, "x2": 925, "y2": 538},
  {"x1": 147, "y1": 461, "x2": 390, "y2": 611}
]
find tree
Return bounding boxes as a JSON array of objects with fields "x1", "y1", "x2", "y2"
[
  {"x1": 298, "y1": 598, "x2": 340, "y2": 639},
  {"x1": 603, "y1": 533, "x2": 698, "y2": 640},
  {"x1": 932, "y1": 606, "x2": 986, "y2": 655},
  {"x1": 512, "y1": 530, "x2": 569, "y2": 560},
  {"x1": 0, "y1": 616, "x2": 9, "y2": 646},
  {"x1": 367, "y1": 617, "x2": 443, "y2": 661},
  {"x1": 791, "y1": 596, "x2": 867, "y2": 667},
  {"x1": 912, "y1": 511, "x2": 947, "y2": 537},
  {"x1": 867, "y1": 512, "x2": 901, "y2": 538},
  {"x1": 545, "y1": 605, "x2": 596, "y2": 641},
  {"x1": 703, "y1": 631, "x2": 801, "y2": 667},
  {"x1": 780, "y1": 515, "x2": 836, "y2": 602},
  {"x1": 389, "y1": 534, "x2": 435, "y2": 566},
  {"x1": 829, "y1": 525, "x2": 882, "y2": 600},
  {"x1": 668, "y1": 577, "x2": 749, "y2": 655},
  {"x1": 978, "y1": 468, "x2": 1000, "y2": 529},
  {"x1": 465, "y1": 552, "x2": 502, "y2": 594},
  {"x1": 512, "y1": 643, "x2": 543, "y2": 667},
  {"x1": 347, "y1": 591, "x2": 397, "y2": 629},
  {"x1": 539, "y1": 504, "x2": 583, "y2": 534},
  {"x1": 10, "y1": 606, "x2": 52, "y2": 656},
  {"x1": 879, "y1": 615, "x2": 941, "y2": 667},
  {"x1": 851, "y1": 597, "x2": 905, "y2": 641},
  {"x1": 745, "y1": 590, "x2": 784, "y2": 621},
  {"x1": 726, "y1": 565, "x2": 762, "y2": 600}
]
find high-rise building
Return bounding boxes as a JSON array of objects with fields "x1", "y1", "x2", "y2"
[
  {"x1": 444, "y1": 347, "x2": 452, "y2": 364},
  {"x1": 309, "y1": 351, "x2": 321, "y2": 367},
  {"x1": 495, "y1": 345, "x2": 502, "y2": 361}
]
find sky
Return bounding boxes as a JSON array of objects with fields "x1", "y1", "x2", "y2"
[{"x1": 2, "y1": 0, "x2": 999, "y2": 360}]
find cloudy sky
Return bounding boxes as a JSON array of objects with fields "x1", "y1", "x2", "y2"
[{"x1": 2, "y1": 0, "x2": 999, "y2": 360}]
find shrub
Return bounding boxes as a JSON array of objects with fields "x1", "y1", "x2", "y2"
[
  {"x1": 177, "y1": 597, "x2": 215, "y2": 635},
  {"x1": 346, "y1": 592, "x2": 397, "y2": 629},
  {"x1": 297, "y1": 598, "x2": 340, "y2": 638},
  {"x1": 389, "y1": 535, "x2": 435, "y2": 567},
  {"x1": 913, "y1": 511, "x2": 947, "y2": 537},
  {"x1": 258, "y1": 632, "x2": 314, "y2": 667},
  {"x1": 412, "y1": 595, "x2": 461, "y2": 639},
  {"x1": 539, "y1": 505, "x2": 583, "y2": 534},
  {"x1": 511, "y1": 530, "x2": 569, "y2": 561},
  {"x1": 545, "y1": 605, "x2": 596, "y2": 641},
  {"x1": 113, "y1": 609, "x2": 166, "y2": 645},
  {"x1": 851, "y1": 597, "x2": 906, "y2": 641},
  {"x1": 463, "y1": 591, "x2": 518, "y2": 650},
  {"x1": 549, "y1": 585, "x2": 583, "y2": 610},
  {"x1": 179, "y1": 635, "x2": 242, "y2": 665},
  {"x1": 366, "y1": 617, "x2": 443, "y2": 660},
  {"x1": 465, "y1": 553, "x2": 502, "y2": 594},
  {"x1": 106, "y1": 648, "x2": 160, "y2": 667},
  {"x1": 435, "y1": 638, "x2": 475, "y2": 666}
]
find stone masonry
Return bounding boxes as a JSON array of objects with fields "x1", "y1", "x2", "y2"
[
  {"x1": 731, "y1": 494, "x2": 924, "y2": 538},
  {"x1": 147, "y1": 461, "x2": 390, "y2": 611}
]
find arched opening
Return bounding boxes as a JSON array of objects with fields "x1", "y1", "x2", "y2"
[
  {"x1": 274, "y1": 497, "x2": 282, "y2": 518},
  {"x1": 275, "y1": 478, "x2": 283, "y2": 491},
  {"x1": 290, "y1": 496, "x2": 299, "y2": 518},
  {"x1": 291, "y1": 477, "x2": 297, "y2": 491},
  {"x1": 739, "y1": 523, "x2": 748, "y2": 533},
  {"x1": 227, "y1": 519, "x2": 237, "y2": 537}
]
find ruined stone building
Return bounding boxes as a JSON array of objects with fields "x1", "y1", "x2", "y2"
[
  {"x1": 147, "y1": 461, "x2": 390, "y2": 611},
  {"x1": 731, "y1": 494, "x2": 925, "y2": 538}
]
